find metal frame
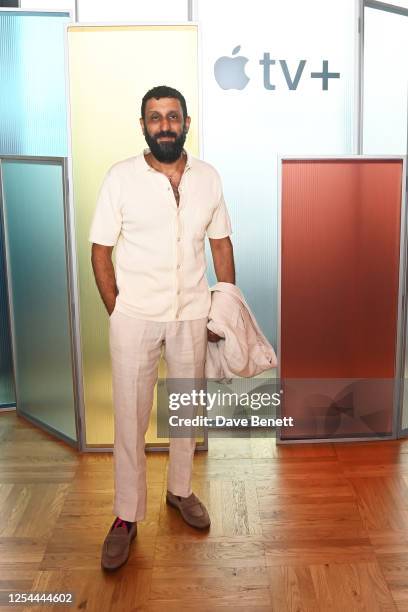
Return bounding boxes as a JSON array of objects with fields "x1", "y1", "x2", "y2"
[
  {"x1": 187, "y1": 0, "x2": 193, "y2": 21},
  {"x1": 357, "y1": 0, "x2": 364, "y2": 153},
  {"x1": 0, "y1": 165, "x2": 16, "y2": 411},
  {"x1": 64, "y1": 21, "x2": 207, "y2": 452},
  {"x1": 397, "y1": 160, "x2": 408, "y2": 437},
  {"x1": 0, "y1": 155, "x2": 81, "y2": 449},
  {"x1": 395, "y1": 154, "x2": 408, "y2": 438},
  {"x1": 0, "y1": 161, "x2": 18, "y2": 424},
  {"x1": 276, "y1": 154, "x2": 407, "y2": 444},
  {"x1": 61, "y1": 157, "x2": 84, "y2": 449},
  {"x1": 365, "y1": 0, "x2": 408, "y2": 17},
  {"x1": 62, "y1": 28, "x2": 86, "y2": 452}
]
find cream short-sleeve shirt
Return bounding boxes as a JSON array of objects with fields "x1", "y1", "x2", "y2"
[{"x1": 89, "y1": 149, "x2": 233, "y2": 321}]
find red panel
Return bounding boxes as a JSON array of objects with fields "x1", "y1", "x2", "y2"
[{"x1": 280, "y1": 159, "x2": 403, "y2": 439}]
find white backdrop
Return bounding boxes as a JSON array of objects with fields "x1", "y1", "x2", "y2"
[{"x1": 198, "y1": 0, "x2": 356, "y2": 345}]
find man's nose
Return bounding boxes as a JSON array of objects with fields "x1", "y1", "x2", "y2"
[{"x1": 160, "y1": 117, "x2": 171, "y2": 131}]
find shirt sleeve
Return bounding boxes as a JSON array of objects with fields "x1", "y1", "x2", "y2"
[
  {"x1": 88, "y1": 168, "x2": 122, "y2": 246},
  {"x1": 206, "y1": 192, "x2": 233, "y2": 239}
]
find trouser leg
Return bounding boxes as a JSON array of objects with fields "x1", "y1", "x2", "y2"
[
  {"x1": 164, "y1": 317, "x2": 208, "y2": 497},
  {"x1": 109, "y1": 311, "x2": 164, "y2": 522}
]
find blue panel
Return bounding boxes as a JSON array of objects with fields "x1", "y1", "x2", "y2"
[
  {"x1": 2, "y1": 159, "x2": 77, "y2": 441},
  {"x1": 0, "y1": 11, "x2": 70, "y2": 410},
  {"x1": 0, "y1": 11, "x2": 70, "y2": 156}
]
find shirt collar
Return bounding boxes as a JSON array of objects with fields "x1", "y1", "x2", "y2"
[{"x1": 142, "y1": 147, "x2": 192, "y2": 172}]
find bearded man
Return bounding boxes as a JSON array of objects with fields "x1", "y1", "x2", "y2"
[{"x1": 89, "y1": 85, "x2": 235, "y2": 571}]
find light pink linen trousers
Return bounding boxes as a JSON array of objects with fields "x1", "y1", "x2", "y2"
[{"x1": 109, "y1": 309, "x2": 208, "y2": 522}]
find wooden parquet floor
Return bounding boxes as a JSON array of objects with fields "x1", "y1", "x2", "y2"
[{"x1": 1, "y1": 411, "x2": 408, "y2": 611}]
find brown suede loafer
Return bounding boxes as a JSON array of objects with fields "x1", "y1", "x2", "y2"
[
  {"x1": 101, "y1": 518, "x2": 137, "y2": 571},
  {"x1": 166, "y1": 491, "x2": 211, "y2": 529}
]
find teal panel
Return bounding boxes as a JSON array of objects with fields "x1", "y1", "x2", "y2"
[
  {"x1": 0, "y1": 10, "x2": 70, "y2": 409},
  {"x1": 0, "y1": 11, "x2": 70, "y2": 156},
  {"x1": 1, "y1": 159, "x2": 77, "y2": 441}
]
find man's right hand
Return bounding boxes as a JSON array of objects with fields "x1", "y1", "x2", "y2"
[{"x1": 91, "y1": 243, "x2": 118, "y2": 315}]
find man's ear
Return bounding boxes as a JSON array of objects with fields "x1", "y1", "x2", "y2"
[
  {"x1": 139, "y1": 117, "x2": 145, "y2": 134},
  {"x1": 184, "y1": 116, "x2": 191, "y2": 133}
]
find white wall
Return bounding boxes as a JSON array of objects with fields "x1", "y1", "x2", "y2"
[{"x1": 198, "y1": 0, "x2": 356, "y2": 344}]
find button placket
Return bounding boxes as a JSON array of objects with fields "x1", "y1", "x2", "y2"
[
  {"x1": 177, "y1": 163, "x2": 190, "y2": 212},
  {"x1": 175, "y1": 208, "x2": 183, "y2": 317},
  {"x1": 171, "y1": 163, "x2": 189, "y2": 319}
]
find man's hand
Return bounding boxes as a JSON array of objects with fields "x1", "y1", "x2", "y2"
[
  {"x1": 207, "y1": 329, "x2": 222, "y2": 342},
  {"x1": 91, "y1": 243, "x2": 118, "y2": 315},
  {"x1": 207, "y1": 236, "x2": 235, "y2": 341}
]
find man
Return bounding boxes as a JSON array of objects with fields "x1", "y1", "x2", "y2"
[{"x1": 89, "y1": 85, "x2": 235, "y2": 571}]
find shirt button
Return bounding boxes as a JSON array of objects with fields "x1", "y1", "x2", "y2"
[
  {"x1": 177, "y1": 290, "x2": 181, "y2": 294},
  {"x1": 177, "y1": 237, "x2": 181, "y2": 242},
  {"x1": 177, "y1": 264, "x2": 181, "y2": 269}
]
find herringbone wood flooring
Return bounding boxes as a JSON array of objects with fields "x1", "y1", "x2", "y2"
[{"x1": 1, "y1": 411, "x2": 408, "y2": 611}]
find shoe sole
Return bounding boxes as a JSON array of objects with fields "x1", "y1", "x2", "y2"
[
  {"x1": 101, "y1": 528, "x2": 137, "y2": 571},
  {"x1": 166, "y1": 495, "x2": 211, "y2": 529}
]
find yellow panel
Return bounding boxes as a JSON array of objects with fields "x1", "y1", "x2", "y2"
[{"x1": 67, "y1": 24, "x2": 202, "y2": 447}]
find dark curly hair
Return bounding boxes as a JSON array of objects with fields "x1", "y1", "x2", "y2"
[{"x1": 141, "y1": 85, "x2": 188, "y2": 121}]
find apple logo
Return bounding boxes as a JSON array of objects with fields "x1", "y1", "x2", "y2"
[{"x1": 214, "y1": 45, "x2": 250, "y2": 90}]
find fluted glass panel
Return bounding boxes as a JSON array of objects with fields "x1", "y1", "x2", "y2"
[
  {"x1": 0, "y1": 11, "x2": 70, "y2": 411},
  {"x1": 0, "y1": 10, "x2": 70, "y2": 156},
  {"x1": 280, "y1": 158, "x2": 403, "y2": 440},
  {"x1": 67, "y1": 24, "x2": 199, "y2": 447},
  {"x1": 363, "y1": 7, "x2": 408, "y2": 155},
  {"x1": 1, "y1": 159, "x2": 77, "y2": 441}
]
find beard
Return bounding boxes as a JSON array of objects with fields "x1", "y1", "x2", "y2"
[{"x1": 144, "y1": 128, "x2": 187, "y2": 163}]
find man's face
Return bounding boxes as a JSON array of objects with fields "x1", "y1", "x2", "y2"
[{"x1": 140, "y1": 97, "x2": 191, "y2": 163}]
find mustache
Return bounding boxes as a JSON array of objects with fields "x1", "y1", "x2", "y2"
[{"x1": 154, "y1": 130, "x2": 179, "y2": 140}]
